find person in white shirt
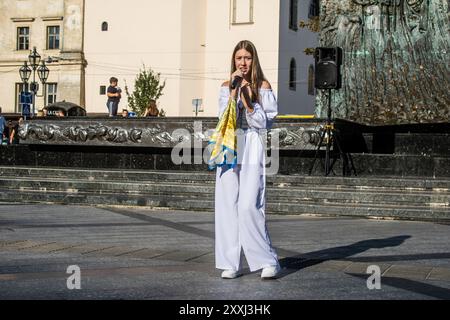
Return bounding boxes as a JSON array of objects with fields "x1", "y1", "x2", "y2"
[{"x1": 215, "y1": 40, "x2": 281, "y2": 280}]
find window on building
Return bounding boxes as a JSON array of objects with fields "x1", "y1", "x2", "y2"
[
  {"x1": 100, "y1": 86, "x2": 106, "y2": 95},
  {"x1": 309, "y1": 0, "x2": 320, "y2": 19},
  {"x1": 47, "y1": 26, "x2": 60, "y2": 50},
  {"x1": 46, "y1": 83, "x2": 58, "y2": 106},
  {"x1": 102, "y1": 22, "x2": 108, "y2": 31},
  {"x1": 232, "y1": 0, "x2": 254, "y2": 24},
  {"x1": 15, "y1": 83, "x2": 29, "y2": 113},
  {"x1": 289, "y1": 59, "x2": 297, "y2": 91},
  {"x1": 17, "y1": 27, "x2": 30, "y2": 51},
  {"x1": 289, "y1": 0, "x2": 298, "y2": 31},
  {"x1": 308, "y1": 64, "x2": 315, "y2": 95}
]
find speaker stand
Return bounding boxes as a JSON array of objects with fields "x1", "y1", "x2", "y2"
[{"x1": 309, "y1": 89, "x2": 357, "y2": 177}]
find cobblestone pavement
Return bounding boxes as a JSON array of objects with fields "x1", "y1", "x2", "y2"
[{"x1": 0, "y1": 204, "x2": 449, "y2": 300}]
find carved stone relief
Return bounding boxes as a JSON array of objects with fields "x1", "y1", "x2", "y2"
[
  {"x1": 17, "y1": 119, "x2": 326, "y2": 150},
  {"x1": 316, "y1": 0, "x2": 449, "y2": 125}
]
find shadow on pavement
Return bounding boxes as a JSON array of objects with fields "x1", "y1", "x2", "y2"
[
  {"x1": 347, "y1": 273, "x2": 450, "y2": 299},
  {"x1": 277, "y1": 235, "x2": 412, "y2": 277}
]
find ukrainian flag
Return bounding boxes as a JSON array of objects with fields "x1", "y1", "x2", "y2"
[{"x1": 208, "y1": 98, "x2": 237, "y2": 170}]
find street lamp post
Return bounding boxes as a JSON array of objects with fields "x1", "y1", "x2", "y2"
[
  {"x1": 19, "y1": 47, "x2": 49, "y2": 117},
  {"x1": 19, "y1": 61, "x2": 32, "y2": 85}
]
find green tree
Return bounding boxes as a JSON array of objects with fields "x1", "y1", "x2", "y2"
[{"x1": 124, "y1": 65, "x2": 166, "y2": 116}]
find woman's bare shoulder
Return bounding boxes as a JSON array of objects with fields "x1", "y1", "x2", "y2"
[
  {"x1": 260, "y1": 81, "x2": 272, "y2": 90},
  {"x1": 221, "y1": 81, "x2": 230, "y2": 87}
]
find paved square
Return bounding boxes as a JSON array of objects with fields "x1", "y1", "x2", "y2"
[{"x1": 0, "y1": 204, "x2": 449, "y2": 300}]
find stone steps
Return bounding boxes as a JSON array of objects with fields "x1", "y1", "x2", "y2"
[
  {"x1": 0, "y1": 166, "x2": 449, "y2": 221},
  {"x1": 1, "y1": 166, "x2": 449, "y2": 189},
  {"x1": 0, "y1": 188, "x2": 447, "y2": 221},
  {"x1": 0, "y1": 175, "x2": 448, "y2": 207}
]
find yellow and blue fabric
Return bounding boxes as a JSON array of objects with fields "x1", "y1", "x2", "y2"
[{"x1": 208, "y1": 98, "x2": 237, "y2": 170}]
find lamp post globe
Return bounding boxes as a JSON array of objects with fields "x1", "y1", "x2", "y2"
[
  {"x1": 38, "y1": 61, "x2": 49, "y2": 84},
  {"x1": 28, "y1": 46, "x2": 41, "y2": 69},
  {"x1": 19, "y1": 61, "x2": 32, "y2": 83}
]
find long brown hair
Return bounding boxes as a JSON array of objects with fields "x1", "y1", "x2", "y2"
[{"x1": 229, "y1": 40, "x2": 266, "y2": 103}]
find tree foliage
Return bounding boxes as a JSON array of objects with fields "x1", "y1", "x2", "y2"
[{"x1": 124, "y1": 65, "x2": 166, "y2": 116}]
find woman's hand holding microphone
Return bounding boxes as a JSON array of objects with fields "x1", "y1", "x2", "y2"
[
  {"x1": 230, "y1": 70, "x2": 243, "y2": 100},
  {"x1": 231, "y1": 70, "x2": 254, "y2": 112}
]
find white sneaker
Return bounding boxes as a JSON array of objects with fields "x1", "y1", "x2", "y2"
[
  {"x1": 261, "y1": 264, "x2": 281, "y2": 279},
  {"x1": 221, "y1": 270, "x2": 241, "y2": 279}
]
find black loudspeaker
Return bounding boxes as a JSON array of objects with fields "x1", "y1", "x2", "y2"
[{"x1": 314, "y1": 47, "x2": 343, "y2": 89}]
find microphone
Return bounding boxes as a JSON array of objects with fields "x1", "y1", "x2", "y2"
[{"x1": 231, "y1": 76, "x2": 243, "y2": 89}]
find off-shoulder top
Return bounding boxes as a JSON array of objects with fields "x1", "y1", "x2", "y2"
[{"x1": 218, "y1": 86, "x2": 279, "y2": 130}]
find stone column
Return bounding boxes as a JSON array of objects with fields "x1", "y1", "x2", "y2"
[{"x1": 59, "y1": 0, "x2": 86, "y2": 107}]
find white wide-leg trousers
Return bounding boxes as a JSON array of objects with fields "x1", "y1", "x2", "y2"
[{"x1": 215, "y1": 131, "x2": 278, "y2": 272}]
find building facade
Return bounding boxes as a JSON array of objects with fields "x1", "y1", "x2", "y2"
[
  {"x1": 0, "y1": 0, "x2": 86, "y2": 114},
  {"x1": 0, "y1": 0, "x2": 318, "y2": 116}
]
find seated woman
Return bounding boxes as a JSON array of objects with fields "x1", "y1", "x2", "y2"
[{"x1": 143, "y1": 100, "x2": 159, "y2": 117}]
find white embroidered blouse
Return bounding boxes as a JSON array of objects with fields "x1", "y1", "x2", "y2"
[{"x1": 218, "y1": 86, "x2": 279, "y2": 130}]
